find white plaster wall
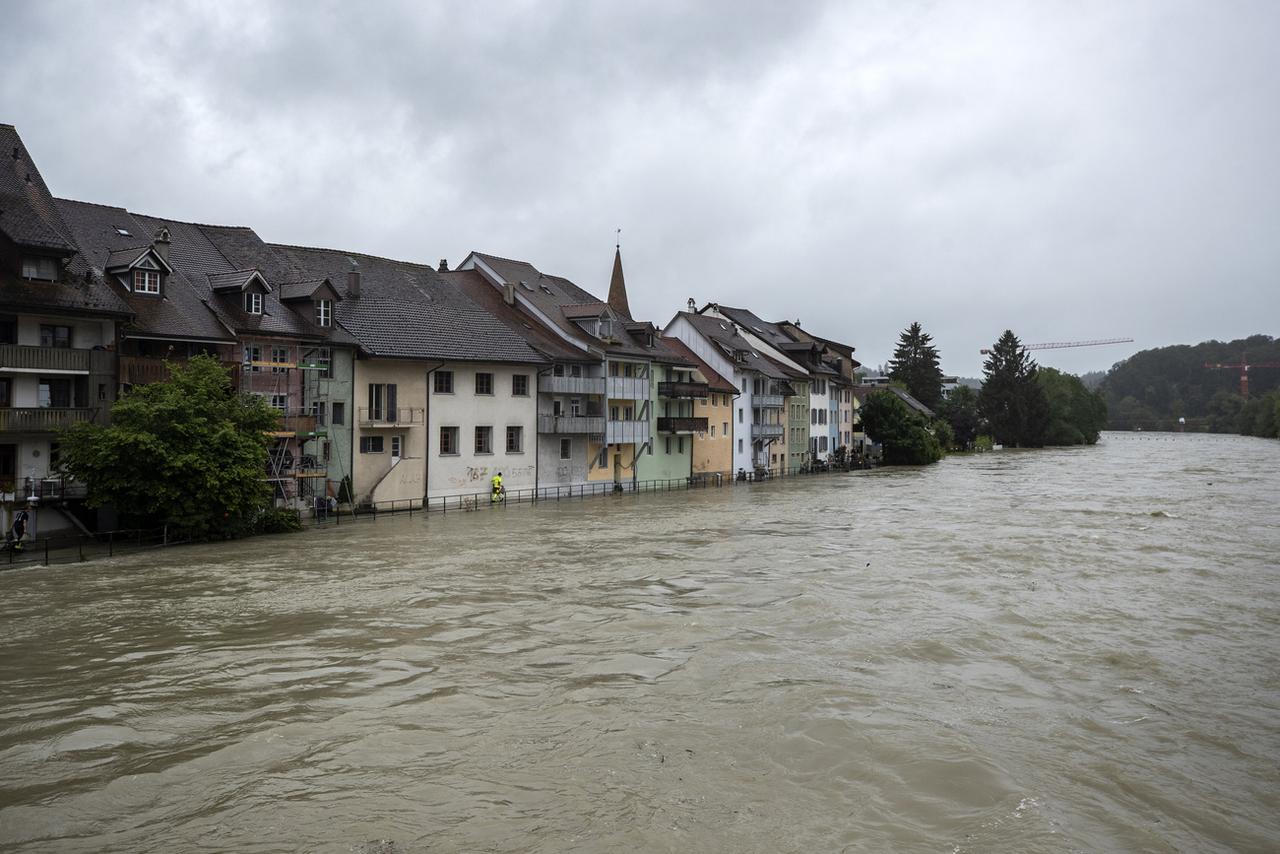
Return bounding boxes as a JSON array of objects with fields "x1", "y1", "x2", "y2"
[{"x1": 428, "y1": 362, "x2": 539, "y2": 497}]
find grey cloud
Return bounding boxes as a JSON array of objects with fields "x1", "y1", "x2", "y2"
[{"x1": 2, "y1": 0, "x2": 1276, "y2": 377}]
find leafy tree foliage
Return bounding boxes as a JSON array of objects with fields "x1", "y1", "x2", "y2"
[
  {"x1": 60, "y1": 355, "x2": 279, "y2": 539},
  {"x1": 888, "y1": 322, "x2": 944, "y2": 411},
  {"x1": 1100, "y1": 334, "x2": 1280, "y2": 431},
  {"x1": 1038, "y1": 368, "x2": 1107, "y2": 445},
  {"x1": 979, "y1": 330, "x2": 1050, "y2": 447},
  {"x1": 936, "y1": 385, "x2": 983, "y2": 450},
  {"x1": 860, "y1": 390, "x2": 943, "y2": 465}
]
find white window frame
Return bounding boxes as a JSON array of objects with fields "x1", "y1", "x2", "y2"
[
  {"x1": 133, "y1": 269, "x2": 161, "y2": 294},
  {"x1": 245, "y1": 292, "x2": 263, "y2": 314},
  {"x1": 315, "y1": 298, "x2": 332, "y2": 327},
  {"x1": 506, "y1": 426, "x2": 523, "y2": 453}
]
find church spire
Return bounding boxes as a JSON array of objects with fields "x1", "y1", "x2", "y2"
[{"x1": 607, "y1": 228, "x2": 632, "y2": 319}]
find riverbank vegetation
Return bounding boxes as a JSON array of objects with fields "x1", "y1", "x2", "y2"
[
  {"x1": 59, "y1": 356, "x2": 296, "y2": 539},
  {"x1": 1099, "y1": 334, "x2": 1280, "y2": 436}
]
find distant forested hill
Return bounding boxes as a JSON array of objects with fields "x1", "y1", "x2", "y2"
[{"x1": 1101, "y1": 335, "x2": 1280, "y2": 433}]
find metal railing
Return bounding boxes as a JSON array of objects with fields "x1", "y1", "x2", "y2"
[
  {"x1": 18, "y1": 476, "x2": 87, "y2": 501},
  {"x1": 656, "y1": 416, "x2": 708, "y2": 433},
  {"x1": 539, "y1": 374, "x2": 606, "y2": 395},
  {"x1": 657, "y1": 380, "x2": 710, "y2": 399},
  {"x1": 0, "y1": 407, "x2": 95, "y2": 432},
  {"x1": 0, "y1": 343, "x2": 91, "y2": 372},
  {"x1": 358, "y1": 407, "x2": 425, "y2": 427},
  {"x1": 753, "y1": 393, "x2": 785, "y2": 408},
  {"x1": 1, "y1": 526, "x2": 194, "y2": 570},
  {"x1": 538, "y1": 414, "x2": 605, "y2": 434}
]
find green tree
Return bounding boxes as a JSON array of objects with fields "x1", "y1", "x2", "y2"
[
  {"x1": 936, "y1": 385, "x2": 982, "y2": 449},
  {"x1": 860, "y1": 390, "x2": 943, "y2": 465},
  {"x1": 888, "y1": 322, "x2": 944, "y2": 411},
  {"x1": 59, "y1": 355, "x2": 279, "y2": 539},
  {"x1": 1038, "y1": 368, "x2": 1107, "y2": 445},
  {"x1": 979, "y1": 330, "x2": 1050, "y2": 447}
]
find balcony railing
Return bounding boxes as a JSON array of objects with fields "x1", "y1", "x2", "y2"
[
  {"x1": 657, "y1": 380, "x2": 710, "y2": 399},
  {"x1": 538, "y1": 414, "x2": 605, "y2": 434},
  {"x1": 539, "y1": 374, "x2": 606, "y2": 395},
  {"x1": 605, "y1": 419, "x2": 651, "y2": 445},
  {"x1": 657, "y1": 416, "x2": 708, "y2": 433},
  {"x1": 358, "y1": 407, "x2": 425, "y2": 427},
  {"x1": 0, "y1": 344, "x2": 91, "y2": 373},
  {"x1": 751, "y1": 423, "x2": 785, "y2": 439},
  {"x1": 266, "y1": 413, "x2": 324, "y2": 436},
  {"x1": 0, "y1": 407, "x2": 94, "y2": 432},
  {"x1": 20, "y1": 476, "x2": 87, "y2": 501},
  {"x1": 753, "y1": 393, "x2": 785, "y2": 408},
  {"x1": 606, "y1": 376, "x2": 649, "y2": 400}
]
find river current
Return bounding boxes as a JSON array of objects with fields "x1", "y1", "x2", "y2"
[{"x1": 1, "y1": 432, "x2": 1277, "y2": 853}]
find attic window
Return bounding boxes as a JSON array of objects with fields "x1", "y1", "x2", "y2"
[
  {"x1": 245, "y1": 292, "x2": 263, "y2": 315},
  {"x1": 115, "y1": 227, "x2": 132, "y2": 236},
  {"x1": 21, "y1": 256, "x2": 57, "y2": 281},
  {"x1": 539, "y1": 284, "x2": 553, "y2": 295},
  {"x1": 315, "y1": 298, "x2": 332, "y2": 327},
  {"x1": 133, "y1": 269, "x2": 160, "y2": 295}
]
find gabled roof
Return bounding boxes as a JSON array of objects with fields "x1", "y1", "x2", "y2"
[
  {"x1": 103, "y1": 244, "x2": 174, "y2": 274},
  {"x1": 278, "y1": 279, "x2": 337, "y2": 301},
  {"x1": 852, "y1": 385, "x2": 936, "y2": 419},
  {"x1": 674, "y1": 311, "x2": 790, "y2": 379},
  {"x1": 0, "y1": 124, "x2": 78, "y2": 253},
  {"x1": 661, "y1": 337, "x2": 739, "y2": 394},
  {"x1": 440, "y1": 268, "x2": 593, "y2": 364},
  {"x1": 264, "y1": 245, "x2": 545, "y2": 363},
  {"x1": 208, "y1": 269, "x2": 270, "y2": 293}
]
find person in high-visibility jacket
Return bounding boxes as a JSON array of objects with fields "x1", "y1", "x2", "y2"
[{"x1": 490, "y1": 471, "x2": 504, "y2": 503}]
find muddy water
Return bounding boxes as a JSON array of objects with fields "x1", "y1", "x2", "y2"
[{"x1": 1, "y1": 433, "x2": 1278, "y2": 853}]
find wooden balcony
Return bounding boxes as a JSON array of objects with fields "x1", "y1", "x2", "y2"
[
  {"x1": 538, "y1": 414, "x2": 605, "y2": 434},
  {"x1": 0, "y1": 407, "x2": 94, "y2": 432},
  {"x1": 539, "y1": 375, "x2": 606, "y2": 395},
  {"x1": 657, "y1": 416, "x2": 708, "y2": 433},
  {"x1": 0, "y1": 344, "x2": 90, "y2": 373},
  {"x1": 266, "y1": 413, "x2": 322, "y2": 437},
  {"x1": 657, "y1": 380, "x2": 710, "y2": 399}
]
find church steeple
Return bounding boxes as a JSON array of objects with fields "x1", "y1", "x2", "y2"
[{"x1": 607, "y1": 230, "x2": 632, "y2": 319}]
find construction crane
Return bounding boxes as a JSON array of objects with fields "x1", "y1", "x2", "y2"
[
  {"x1": 1203, "y1": 357, "x2": 1280, "y2": 398},
  {"x1": 979, "y1": 337, "x2": 1133, "y2": 355}
]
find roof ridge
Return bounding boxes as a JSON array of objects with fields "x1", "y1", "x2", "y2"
[
  {"x1": 269, "y1": 241, "x2": 436, "y2": 270},
  {"x1": 53, "y1": 196, "x2": 132, "y2": 213},
  {"x1": 472, "y1": 250, "x2": 541, "y2": 268}
]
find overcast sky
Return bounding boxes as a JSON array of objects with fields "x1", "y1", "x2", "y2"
[{"x1": 3, "y1": 0, "x2": 1276, "y2": 375}]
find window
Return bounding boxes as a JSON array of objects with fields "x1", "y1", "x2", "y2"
[
  {"x1": 391, "y1": 435, "x2": 402, "y2": 460},
  {"x1": 313, "y1": 347, "x2": 333, "y2": 379},
  {"x1": 623, "y1": 405, "x2": 633, "y2": 421},
  {"x1": 512, "y1": 374, "x2": 529, "y2": 396},
  {"x1": 244, "y1": 292, "x2": 263, "y2": 314},
  {"x1": 664, "y1": 437, "x2": 671, "y2": 454},
  {"x1": 811, "y1": 409, "x2": 817, "y2": 424},
  {"x1": 560, "y1": 438, "x2": 572, "y2": 460},
  {"x1": 0, "y1": 378, "x2": 9, "y2": 407},
  {"x1": 553, "y1": 400, "x2": 563, "y2": 416},
  {"x1": 623, "y1": 363, "x2": 634, "y2": 378},
  {"x1": 434, "y1": 370, "x2": 453, "y2": 394},
  {"x1": 133, "y1": 269, "x2": 160, "y2": 294},
  {"x1": 710, "y1": 425, "x2": 716, "y2": 438},
  {"x1": 271, "y1": 346, "x2": 289, "y2": 372},
  {"x1": 570, "y1": 398, "x2": 582, "y2": 416},
  {"x1": 332, "y1": 402, "x2": 345, "y2": 425},
  {"x1": 270, "y1": 394, "x2": 287, "y2": 411},
  {"x1": 609, "y1": 405, "x2": 619, "y2": 421},
  {"x1": 38, "y1": 378, "x2": 72, "y2": 408},
  {"x1": 738, "y1": 438, "x2": 744, "y2": 453},
  {"x1": 367, "y1": 383, "x2": 396, "y2": 421},
  {"x1": 359, "y1": 436, "x2": 384, "y2": 453},
  {"x1": 322, "y1": 441, "x2": 331, "y2": 462},
  {"x1": 475, "y1": 426, "x2": 493, "y2": 454},
  {"x1": 506, "y1": 426, "x2": 523, "y2": 453},
  {"x1": 723, "y1": 421, "x2": 728, "y2": 436},
  {"x1": 610, "y1": 361, "x2": 620, "y2": 377},
  {"x1": 0, "y1": 315, "x2": 14, "y2": 344},
  {"x1": 475, "y1": 372, "x2": 494, "y2": 395},
  {"x1": 738, "y1": 408, "x2": 744, "y2": 423},
  {"x1": 677, "y1": 437, "x2": 684, "y2": 453},
  {"x1": 311, "y1": 401, "x2": 327, "y2": 425},
  {"x1": 553, "y1": 364, "x2": 565, "y2": 377},
  {"x1": 440, "y1": 426, "x2": 459, "y2": 455},
  {"x1": 315, "y1": 299, "x2": 332, "y2": 327},
  {"x1": 570, "y1": 364, "x2": 582, "y2": 377},
  {"x1": 244, "y1": 345, "x2": 261, "y2": 372},
  {"x1": 40, "y1": 325, "x2": 71, "y2": 349},
  {"x1": 22, "y1": 256, "x2": 57, "y2": 280}
]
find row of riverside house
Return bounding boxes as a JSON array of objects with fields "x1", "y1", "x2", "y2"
[{"x1": 1, "y1": 124, "x2": 875, "y2": 536}]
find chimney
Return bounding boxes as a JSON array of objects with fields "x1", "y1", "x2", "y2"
[
  {"x1": 503, "y1": 282, "x2": 515, "y2": 305},
  {"x1": 347, "y1": 269, "x2": 361, "y2": 298},
  {"x1": 687, "y1": 297, "x2": 695, "y2": 312},
  {"x1": 153, "y1": 227, "x2": 171, "y2": 263},
  {"x1": 439, "y1": 258, "x2": 449, "y2": 272}
]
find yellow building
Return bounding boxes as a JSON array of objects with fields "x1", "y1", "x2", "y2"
[{"x1": 665, "y1": 338, "x2": 738, "y2": 477}]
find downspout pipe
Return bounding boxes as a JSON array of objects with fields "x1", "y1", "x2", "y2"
[{"x1": 423, "y1": 361, "x2": 446, "y2": 507}]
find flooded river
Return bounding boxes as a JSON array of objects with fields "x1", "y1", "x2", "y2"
[{"x1": 1, "y1": 432, "x2": 1278, "y2": 853}]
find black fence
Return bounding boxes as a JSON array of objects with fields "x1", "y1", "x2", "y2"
[{"x1": 1, "y1": 526, "x2": 193, "y2": 570}]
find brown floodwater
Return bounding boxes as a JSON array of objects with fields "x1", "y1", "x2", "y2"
[{"x1": 1, "y1": 432, "x2": 1278, "y2": 853}]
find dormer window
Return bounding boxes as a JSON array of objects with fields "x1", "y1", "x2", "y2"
[
  {"x1": 315, "y1": 298, "x2": 332, "y2": 327},
  {"x1": 245, "y1": 292, "x2": 263, "y2": 315},
  {"x1": 597, "y1": 318, "x2": 613, "y2": 339},
  {"x1": 21, "y1": 256, "x2": 57, "y2": 281},
  {"x1": 133, "y1": 269, "x2": 161, "y2": 294}
]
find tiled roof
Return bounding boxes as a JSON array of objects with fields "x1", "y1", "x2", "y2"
[
  {"x1": 269, "y1": 245, "x2": 546, "y2": 363},
  {"x1": 207, "y1": 269, "x2": 265, "y2": 293},
  {"x1": 277, "y1": 279, "x2": 332, "y2": 301},
  {"x1": 440, "y1": 269, "x2": 594, "y2": 364},
  {"x1": 0, "y1": 124, "x2": 78, "y2": 253},
  {"x1": 676, "y1": 312, "x2": 790, "y2": 380}
]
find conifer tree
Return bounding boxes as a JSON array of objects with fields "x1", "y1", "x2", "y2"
[
  {"x1": 979, "y1": 330, "x2": 1050, "y2": 446},
  {"x1": 887, "y1": 322, "x2": 944, "y2": 410}
]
